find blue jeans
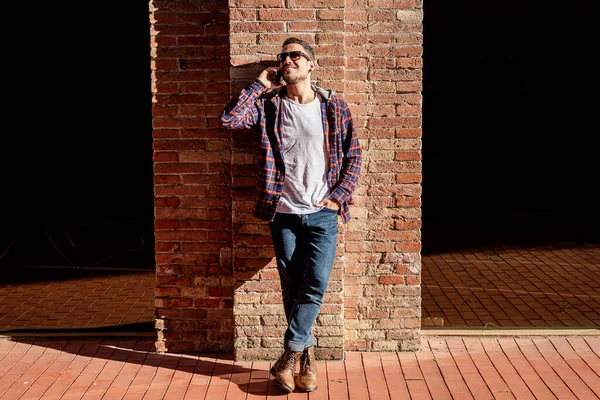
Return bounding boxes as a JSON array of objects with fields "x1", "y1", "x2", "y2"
[{"x1": 269, "y1": 209, "x2": 339, "y2": 352}]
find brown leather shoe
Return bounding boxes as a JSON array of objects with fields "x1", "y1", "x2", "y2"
[
  {"x1": 296, "y1": 346, "x2": 318, "y2": 392},
  {"x1": 270, "y1": 350, "x2": 302, "y2": 393}
]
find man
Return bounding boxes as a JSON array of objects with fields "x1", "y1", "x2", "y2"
[{"x1": 220, "y1": 37, "x2": 362, "y2": 393}]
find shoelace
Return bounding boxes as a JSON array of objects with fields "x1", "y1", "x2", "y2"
[
  {"x1": 300, "y1": 350, "x2": 312, "y2": 372},
  {"x1": 282, "y1": 352, "x2": 301, "y2": 373}
]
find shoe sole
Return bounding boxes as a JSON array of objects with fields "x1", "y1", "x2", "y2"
[
  {"x1": 274, "y1": 378, "x2": 294, "y2": 393},
  {"x1": 297, "y1": 386, "x2": 318, "y2": 392}
]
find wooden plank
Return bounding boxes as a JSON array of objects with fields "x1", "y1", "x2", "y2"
[
  {"x1": 345, "y1": 353, "x2": 368, "y2": 400},
  {"x1": 138, "y1": 351, "x2": 181, "y2": 400},
  {"x1": 204, "y1": 355, "x2": 234, "y2": 400},
  {"x1": 307, "y1": 360, "x2": 327, "y2": 400},
  {"x1": 481, "y1": 338, "x2": 534, "y2": 399},
  {"x1": 515, "y1": 338, "x2": 575, "y2": 399},
  {"x1": 226, "y1": 361, "x2": 252, "y2": 400},
  {"x1": 416, "y1": 343, "x2": 452, "y2": 400},
  {"x1": 247, "y1": 361, "x2": 271, "y2": 400},
  {"x1": 429, "y1": 339, "x2": 474, "y2": 399},
  {"x1": 380, "y1": 352, "x2": 411, "y2": 400},
  {"x1": 101, "y1": 341, "x2": 152, "y2": 400},
  {"x1": 362, "y1": 352, "x2": 390, "y2": 400},
  {"x1": 498, "y1": 338, "x2": 555, "y2": 400},
  {"x1": 398, "y1": 351, "x2": 432, "y2": 399},
  {"x1": 183, "y1": 353, "x2": 217, "y2": 400},
  {"x1": 325, "y1": 359, "x2": 348, "y2": 400},
  {"x1": 548, "y1": 337, "x2": 600, "y2": 399},
  {"x1": 39, "y1": 341, "x2": 100, "y2": 400},
  {"x1": 461, "y1": 338, "x2": 514, "y2": 400},
  {"x1": 0, "y1": 341, "x2": 66, "y2": 400}
]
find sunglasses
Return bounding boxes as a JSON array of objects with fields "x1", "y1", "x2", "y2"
[{"x1": 277, "y1": 51, "x2": 311, "y2": 63}]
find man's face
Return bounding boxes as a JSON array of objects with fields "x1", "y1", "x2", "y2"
[{"x1": 279, "y1": 43, "x2": 314, "y2": 85}]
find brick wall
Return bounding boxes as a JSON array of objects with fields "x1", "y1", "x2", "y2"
[
  {"x1": 151, "y1": 0, "x2": 233, "y2": 353},
  {"x1": 228, "y1": 1, "x2": 348, "y2": 362},
  {"x1": 343, "y1": 2, "x2": 423, "y2": 353},
  {"x1": 151, "y1": 0, "x2": 423, "y2": 358}
]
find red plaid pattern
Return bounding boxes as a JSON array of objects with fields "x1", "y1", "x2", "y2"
[{"x1": 220, "y1": 80, "x2": 362, "y2": 223}]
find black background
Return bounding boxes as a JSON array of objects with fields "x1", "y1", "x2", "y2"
[
  {"x1": 422, "y1": 0, "x2": 598, "y2": 251},
  {"x1": 2, "y1": 2, "x2": 154, "y2": 269}
]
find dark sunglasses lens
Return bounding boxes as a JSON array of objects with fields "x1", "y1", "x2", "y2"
[{"x1": 278, "y1": 52, "x2": 304, "y2": 62}]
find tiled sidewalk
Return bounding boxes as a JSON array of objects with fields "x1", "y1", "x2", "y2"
[
  {"x1": 0, "y1": 268, "x2": 155, "y2": 331},
  {"x1": 422, "y1": 243, "x2": 600, "y2": 329},
  {"x1": 0, "y1": 337, "x2": 598, "y2": 399}
]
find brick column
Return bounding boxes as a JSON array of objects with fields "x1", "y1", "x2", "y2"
[
  {"x1": 151, "y1": 0, "x2": 234, "y2": 353},
  {"x1": 343, "y1": 1, "x2": 423, "y2": 351},
  {"x1": 150, "y1": 0, "x2": 423, "y2": 357}
]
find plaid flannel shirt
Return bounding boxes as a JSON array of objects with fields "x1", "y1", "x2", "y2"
[{"x1": 219, "y1": 79, "x2": 362, "y2": 224}]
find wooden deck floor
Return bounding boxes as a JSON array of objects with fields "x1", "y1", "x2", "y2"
[{"x1": 1, "y1": 337, "x2": 599, "y2": 399}]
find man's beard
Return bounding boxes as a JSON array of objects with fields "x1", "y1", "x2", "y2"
[{"x1": 283, "y1": 70, "x2": 309, "y2": 85}]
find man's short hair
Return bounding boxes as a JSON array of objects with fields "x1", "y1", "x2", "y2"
[{"x1": 282, "y1": 37, "x2": 315, "y2": 61}]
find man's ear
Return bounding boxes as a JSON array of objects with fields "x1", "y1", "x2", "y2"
[{"x1": 309, "y1": 61, "x2": 315, "y2": 72}]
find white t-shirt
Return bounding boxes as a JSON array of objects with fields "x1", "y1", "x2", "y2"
[{"x1": 277, "y1": 93, "x2": 329, "y2": 214}]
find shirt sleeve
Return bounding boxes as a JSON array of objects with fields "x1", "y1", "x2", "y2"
[
  {"x1": 329, "y1": 98, "x2": 362, "y2": 206},
  {"x1": 219, "y1": 80, "x2": 267, "y2": 130}
]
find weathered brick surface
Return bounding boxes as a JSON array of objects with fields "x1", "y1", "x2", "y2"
[
  {"x1": 343, "y1": 3, "x2": 423, "y2": 354},
  {"x1": 151, "y1": 0, "x2": 233, "y2": 353},
  {"x1": 151, "y1": 0, "x2": 423, "y2": 358},
  {"x1": 228, "y1": 2, "x2": 348, "y2": 362}
]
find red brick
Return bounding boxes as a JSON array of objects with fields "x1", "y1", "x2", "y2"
[
  {"x1": 207, "y1": 287, "x2": 233, "y2": 298},
  {"x1": 169, "y1": 298, "x2": 193, "y2": 308},
  {"x1": 259, "y1": 9, "x2": 315, "y2": 20},
  {"x1": 379, "y1": 276, "x2": 406, "y2": 285},
  {"x1": 154, "y1": 287, "x2": 179, "y2": 297}
]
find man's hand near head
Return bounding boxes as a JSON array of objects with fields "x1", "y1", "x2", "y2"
[{"x1": 258, "y1": 67, "x2": 284, "y2": 90}]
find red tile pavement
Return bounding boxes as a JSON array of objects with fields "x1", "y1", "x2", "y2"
[
  {"x1": 0, "y1": 337, "x2": 599, "y2": 399},
  {"x1": 422, "y1": 243, "x2": 600, "y2": 329},
  {"x1": 0, "y1": 269, "x2": 155, "y2": 331}
]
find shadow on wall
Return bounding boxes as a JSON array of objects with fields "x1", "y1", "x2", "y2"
[{"x1": 225, "y1": 61, "x2": 282, "y2": 292}]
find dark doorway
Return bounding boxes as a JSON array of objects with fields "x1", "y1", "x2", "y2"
[
  {"x1": 422, "y1": 0, "x2": 598, "y2": 252},
  {"x1": 421, "y1": 0, "x2": 600, "y2": 330},
  {"x1": 1, "y1": 2, "x2": 155, "y2": 333}
]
